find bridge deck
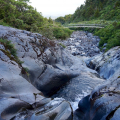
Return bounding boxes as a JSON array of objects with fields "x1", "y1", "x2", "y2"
[
  {"x1": 65, "y1": 25, "x2": 104, "y2": 28},
  {"x1": 65, "y1": 24, "x2": 105, "y2": 28}
]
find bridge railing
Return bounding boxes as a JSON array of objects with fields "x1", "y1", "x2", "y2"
[
  {"x1": 64, "y1": 24, "x2": 106, "y2": 29},
  {"x1": 68, "y1": 24, "x2": 106, "y2": 27}
]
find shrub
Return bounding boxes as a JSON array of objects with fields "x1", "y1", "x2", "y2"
[
  {"x1": 0, "y1": 0, "x2": 74, "y2": 40},
  {"x1": 40, "y1": 26, "x2": 54, "y2": 40},
  {"x1": 0, "y1": 39, "x2": 24, "y2": 65},
  {"x1": 0, "y1": 20, "x2": 10, "y2": 26},
  {"x1": 14, "y1": 19, "x2": 24, "y2": 28},
  {"x1": 21, "y1": 67, "x2": 29, "y2": 76},
  {"x1": 30, "y1": 24, "x2": 39, "y2": 32},
  {"x1": 53, "y1": 27, "x2": 73, "y2": 40},
  {"x1": 94, "y1": 22, "x2": 120, "y2": 50},
  {"x1": 0, "y1": 39, "x2": 17, "y2": 57},
  {"x1": 59, "y1": 43, "x2": 66, "y2": 48}
]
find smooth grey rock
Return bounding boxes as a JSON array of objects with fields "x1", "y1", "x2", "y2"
[
  {"x1": 103, "y1": 43, "x2": 107, "y2": 47},
  {"x1": 102, "y1": 47, "x2": 106, "y2": 52},
  {"x1": 92, "y1": 38, "x2": 97, "y2": 44},
  {"x1": 1, "y1": 25, "x2": 120, "y2": 120},
  {"x1": 86, "y1": 46, "x2": 120, "y2": 79},
  {"x1": 94, "y1": 47, "x2": 100, "y2": 53},
  {"x1": 0, "y1": 25, "x2": 73, "y2": 120},
  {"x1": 87, "y1": 33, "x2": 93, "y2": 37},
  {"x1": 30, "y1": 99, "x2": 72, "y2": 120},
  {"x1": 62, "y1": 31, "x2": 101, "y2": 57},
  {"x1": 97, "y1": 43, "x2": 99, "y2": 47},
  {"x1": 111, "y1": 108, "x2": 120, "y2": 120},
  {"x1": 76, "y1": 76, "x2": 120, "y2": 120},
  {"x1": 0, "y1": 44, "x2": 5, "y2": 50},
  {"x1": 0, "y1": 25, "x2": 77, "y2": 97},
  {"x1": 76, "y1": 46, "x2": 120, "y2": 120}
]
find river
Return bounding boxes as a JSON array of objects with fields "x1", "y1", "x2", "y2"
[{"x1": 52, "y1": 31, "x2": 105, "y2": 111}]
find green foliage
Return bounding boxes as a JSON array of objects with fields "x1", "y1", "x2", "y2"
[
  {"x1": 0, "y1": 20, "x2": 10, "y2": 26},
  {"x1": 39, "y1": 24, "x2": 54, "y2": 40},
  {"x1": 21, "y1": 67, "x2": 29, "y2": 76},
  {"x1": 0, "y1": 39, "x2": 24, "y2": 65},
  {"x1": 13, "y1": 19, "x2": 24, "y2": 28},
  {"x1": 48, "y1": 17, "x2": 53, "y2": 24},
  {"x1": 0, "y1": 39, "x2": 17, "y2": 57},
  {"x1": 69, "y1": 20, "x2": 114, "y2": 26},
  {"x1": 55, "y1": 17, "x2": 65, "y2": 24},
  {"x1": 30, "y1": 24, "x2": 39, "y2": 32},
  {"x1": 53, "y1": 27, "x2": 73, "y2": 39},
  {"x1": 94, "y1": 9, "x2": 100, "y2": 18},
  {"x1": 64, "y1": 0, "x2": 120, "y2": 51},
  {"x1": 59, "y1": 43, "x2": 66, "y2": 48},
  {"x1": 95, "y1": 22, "x2": 120, "y2": 50},
  {"x1": 55, "y1": 14, "x2": 72, "y2": 25},
  {"x1": 0, "y1": 0, "x2": 73, "y2": 39},
  {"x1": 70, "y1": 20, "x2": 120, "y2": 51},
  {"x1": 60, "y1": 0, "x2": 120, "y2": 23}
]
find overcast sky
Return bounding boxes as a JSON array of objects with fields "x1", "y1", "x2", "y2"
[{"x1": 29, "y1": 0, "x2": 85, "y2": 19}]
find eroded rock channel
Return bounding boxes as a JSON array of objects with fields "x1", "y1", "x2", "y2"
[
  {"x1": 52, "y1": 31, "x2": 104, "y2": 110},
  {"x1": 0, "y1": 25, "x2": 120, "y2": 120}
]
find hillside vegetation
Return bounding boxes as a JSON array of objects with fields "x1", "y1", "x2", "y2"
[
  {"x1": 55, "y1": 0, "x2": 120, "y2": 50},
  {"x1": 0, "y1": 0, "x2": 73, "y2": 39},
  {"x1": 71, "y1": 0, "x2": 120, "y2": 22},
  {"x1": 55, "y1": 14, "x2": 72, "y2": 25},
  {"x1": 95, "y1": 21, "x2": 120, "y2": 50},
  {"x1": 56, "y1": 0, "x2": 120, "y2": 23}
]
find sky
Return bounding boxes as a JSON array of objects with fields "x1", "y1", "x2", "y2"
[{"x1": 29, "y1": 0, "x2": 85, "y2": 19}]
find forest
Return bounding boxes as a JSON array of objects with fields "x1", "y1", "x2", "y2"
[
  {"x1": 0, "y1": 0, "x2": 73, "y2": 39},
  {"x1": 71, "y1": 0, "x2": 120, "y2": 22},
  {"x1": 55, "y1": 0, "x2": 120, "y2": 23},
  {"x1": 55, "y1": 0, "x2": 120, "y2": 50}
]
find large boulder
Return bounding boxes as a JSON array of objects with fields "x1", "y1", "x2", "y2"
[
  {"x1": 75, "y1": 75, "x2": 120, "y2": 120},
  {"x1": 0, "y1": 32, "x2": 73, "y2": 119},
  {"x1": 0, "y1": 25, "x2": 78, "y2": 97},
  {"x1": 86, "y1": 46, "x2": 120, "y2": 79},
  {"x1": 75, "y1": 46, "x2": 120, "y2": 120}
]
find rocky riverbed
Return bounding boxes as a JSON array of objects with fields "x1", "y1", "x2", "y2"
[
  {"x1": 0, "y1": 25, "x2": 120, "y2": 120},
  {"x1": 59, "y1": 31, "x2": 101, "y2": 57},
  {"x1": 53, "y1": 31, "x2": 104, "y2": 110},
  {"x1": 56, "y1": 31, "x2": 120, "y2": 120}
]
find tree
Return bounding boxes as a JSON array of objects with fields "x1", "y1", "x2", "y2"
[
  {"x1": 48, "y1": 17, "x2": 53, "y2": 24},
  {"x1": 94, "y1": 8, "x2": 100, "y2": 18}
]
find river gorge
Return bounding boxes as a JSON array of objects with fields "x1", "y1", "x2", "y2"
[{"x1": 0, "y1": 25, "x2": 120, "y2": 120}]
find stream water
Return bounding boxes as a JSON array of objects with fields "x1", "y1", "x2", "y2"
[{"x1": 52, "y1": 31, "x2": 104, "y2": 111}]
